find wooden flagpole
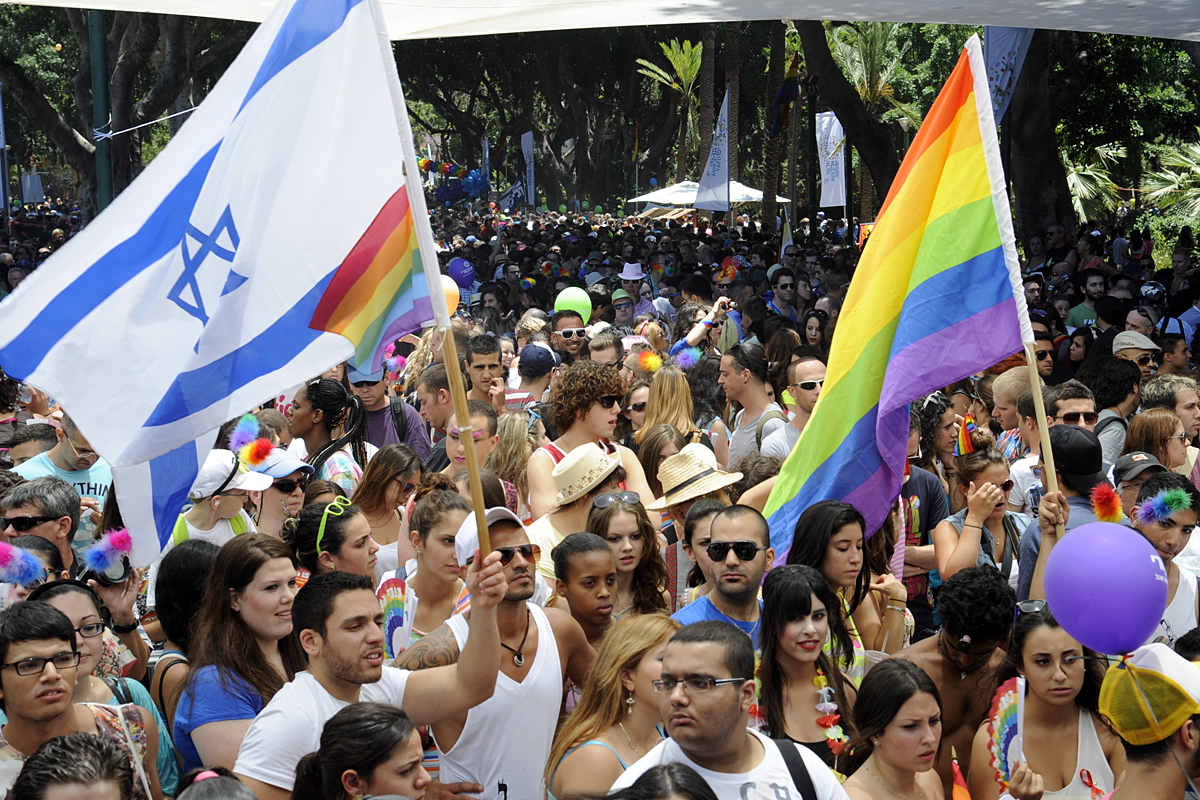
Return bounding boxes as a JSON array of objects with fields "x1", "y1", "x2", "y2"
[
  {"x1": 441, "y1": 328, "x2": 491, "y2": 554},
  {"x1": 1024, "y1": 343, "x2": 1065, "y2": 538}
]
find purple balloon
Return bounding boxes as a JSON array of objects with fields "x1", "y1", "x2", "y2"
[
  {"x1": 1044, "y1": 521, "x2": 1167, "y2": 654},
  {"x1": 447, "y1": 257, "x2": 475, "y2": 289}
]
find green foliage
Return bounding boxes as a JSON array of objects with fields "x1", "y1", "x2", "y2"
[
  {"x1": 1063, "y1": 144, "x2": 1125, "y2": 222},
  {"x1": 1143, "y1": 137, "x2": 1200, "y2": 220},
  {"x1": 829, "y1": 21, "x2": 920, "y2": 129},
  {"x1": 892, "y1": 23, "x2": 981, "y2": 116}
]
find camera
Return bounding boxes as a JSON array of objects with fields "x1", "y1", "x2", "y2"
[{"x1": 81, "y1": 557, "x2": 132, "y2": 588}]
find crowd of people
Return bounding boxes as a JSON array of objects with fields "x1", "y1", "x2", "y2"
[{"x1": 0, "y1": 205, "x2": 1198, "y2": 800}]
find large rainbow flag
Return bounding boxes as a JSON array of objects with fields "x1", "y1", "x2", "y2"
[
  {"x1": 309, "y1": 185, "x2": 434, "y2": 373},
  {"x1": 765, "y1": 35, "x2": 1032, "y2": 559}
]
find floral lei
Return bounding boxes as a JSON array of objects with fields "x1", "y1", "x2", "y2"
[{"x1": 815, "y1": 666, "x2": 849, "y2": 759}]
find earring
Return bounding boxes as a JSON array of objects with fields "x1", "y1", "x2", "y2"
[{"x1": 626, "y1": 695, "x2": 635, "y2": 715}]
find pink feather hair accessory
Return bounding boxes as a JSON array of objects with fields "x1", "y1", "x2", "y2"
[
  {"x1": 82, "y1": 528, "x2": 133, "y2": 575},
  {"x1": 0, "y1": 542, "x2": 49, "y2": 587}
]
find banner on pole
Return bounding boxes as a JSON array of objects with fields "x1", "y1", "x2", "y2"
[
  {"x1": 816, "y1": 111, "x2": 846, "y2": 208},
  {"x1": 984, "y1": 26, "x2": 1034, "y2": 122},
  {"x1": 521, "y1": 131, "x2": 535, "y2": 208},
  {"x1": 695, "y1": 88, "x2": 731, "y2": 212}
]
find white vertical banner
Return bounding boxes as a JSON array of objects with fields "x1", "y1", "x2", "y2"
[
  {"x1": 816, "y1": 110, "x2": 845, "y2": 209},
  {"x1": 984, "y1": 26, "x2": 1035, "y2": 122},
  {"x1": 695, "y1": 87, "x2": 730, "y2": 212},
  {"x1": 521, "y1": 130, "x2": 535, "y2": 208},
  {"x1": 481, "y1": 136, "x2": 490, "y2": 198}
]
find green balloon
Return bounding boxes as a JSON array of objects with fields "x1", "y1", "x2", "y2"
[
  {"x1": 582, "y1": 201, "x2": 590, "y2": 210},
  {"x1": 559, "y1": 203, "x2": 568, "y2": 212},
  {"x1": 594, "y1": 205, "x2": 603, "y2": 213},
  {"x1": 554, "y1": 286, "x2": 593, "y2": 322}
]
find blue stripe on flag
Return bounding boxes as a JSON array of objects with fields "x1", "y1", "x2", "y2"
[
  {"x1": 143, "y1": 270, "x2": 338, "y2": 428},
  {"x1": 238, "y1": 0, "x2": 367, "y2": 114},
  {"x1": 0, "y1": 144, "x2": 222, "y2": 380},
  {"x1": 150, "y1": 439, "x2": 201, "y2": 550}
]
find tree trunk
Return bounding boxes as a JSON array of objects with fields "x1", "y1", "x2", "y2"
[
  {"x1": 1009, "y1": 29, "x2": 1075, "y2": 239},
  {"x1": 698, "y1": 24, "x2": 716, "y2": 169},
  {"x1": 1185, "y1": 41, "x2": 1200, "y2": 74},
  {"x1": 674, "y1": 102, "x2": 690, "y2": 184},
  {"x1": 795, "y1": 20, "x2": 900, "y2": 202},
  {"x1": 725, "y1": 22, "x2": 740, "y2": 183},
  {"x1": 761, "y1": 21, "x2": 785, "y2": 234}
]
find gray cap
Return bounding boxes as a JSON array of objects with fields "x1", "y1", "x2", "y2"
[{"x1": 1112, "y1": 331, "x2": 1161, "y2": 353}]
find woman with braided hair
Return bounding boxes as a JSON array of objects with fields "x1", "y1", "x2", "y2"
[{"x1": 288, "y1": 377, "x2": 373, "y2": 497}]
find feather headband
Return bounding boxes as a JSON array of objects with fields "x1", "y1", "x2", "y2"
[
  {"x1": 1133, "y1": 487, "x2": 1193, "y2": 526},
  {"x1": 1089, "y1": 483, "x2": 1123, "y2": 523},
  {"x1": 82, "y1": 528, "x2": 133, "y2": 575},
  {"x1": 228, "y1": 414, "x2": 273, "y2": 468}
]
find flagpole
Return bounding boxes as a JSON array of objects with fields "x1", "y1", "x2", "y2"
[
  {"x1": 374, "y1": 8, "x2": 490, "y2": 553},
  {"x1": 1024, "y1": 344, "x2": 1064, "y2": 539}
]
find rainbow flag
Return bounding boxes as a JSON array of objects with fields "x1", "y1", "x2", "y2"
[
  {"x1": 310, "y1": 186, "x2": 434, "y2": 373},
  {"x1": 954, "y1": 412, "x2": 979, "y2": 456},
  {"x1": 768, "y1": 54, "x2": 801, "y2": 139},
  {"x1": 764, "y1": 35, "x2": 1032, "y2": 559},
  {"x1": 952, "y1": 750, "x2": 973, "y2": 800}
]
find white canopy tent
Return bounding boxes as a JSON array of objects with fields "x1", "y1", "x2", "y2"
[
  {"x1": 2, "y1": 0, "x2": 1197, "y2": 41},
  {"x1": 629, "y1": 180, "x2": 790, "y2": 205}
]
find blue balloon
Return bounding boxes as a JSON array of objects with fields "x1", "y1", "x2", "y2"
[
  {"x1": 448, "y1": 257, "x2": 475, "y2": 288},
  {"x1": 649, "y1": 177, "x2": 658, "y2": 186}
]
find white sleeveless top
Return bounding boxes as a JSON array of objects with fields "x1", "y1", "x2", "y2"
[
  {"x1": 1151, "y1": 566, "x2": 1198, "y2": 648},
  {"x1": 437, "y1": 604, "x2": 563, "y2": 799},
  {"x1": 1042, "y1": 708, "x2": 1114, "y2": 799}
]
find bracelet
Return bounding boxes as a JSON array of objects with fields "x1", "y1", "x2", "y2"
[
  {"x1": 111, "y1": 619, "x2": 140, "y2": 635},
  {"x1": 700, "y1": 319, "x2": 714, "y2": 328},
  {"x1": 963, "y1": 523, "x2": 982, "y2": 530}
]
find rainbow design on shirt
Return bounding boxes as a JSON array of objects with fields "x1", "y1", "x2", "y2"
[
  {"x1": 310, "y1": 186, "x2": 434, "y2": 372},
  {"x1": 765, "y1": 35, "x2": 1032, "y2": 558},
  {"x1": 377, "y1": 575, "x2": 409, "y2": 660}
]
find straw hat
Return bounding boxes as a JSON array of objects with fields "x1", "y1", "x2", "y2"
[
  {"x1": 553, "y1": 443, "x2": 622, "y2": 506},
  {"x1": 646, "y1": 443, "x2": 742, "y2": 511}
]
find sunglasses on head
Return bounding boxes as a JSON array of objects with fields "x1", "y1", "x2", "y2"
[
  {"x1": 1056, "y1": 411, "x2": 1099, "y2": 425},
  {"x1": 495, "y1": 543, "x2": 540, "y2": 565},
  {"x1": 1014, "y1": 598, "x2": 1047, "y2": 626},
  {"x1": 351, "y1": 379, "x2": 381, "y2": 388},
  {"x1": 559, "y1": 328, "x2": 587, "y2": 339},
  {"x1": 0, "y1": 515, "x2": 58, "y2": 532},
  {"x1": 707, "y1": 541, "x2": 767, "y2": 561},
  {"x1": 593, "y1": 491, "x2": 641, "y2": 509},
  {"x1": 598, "y1": 395, "x2": 622, "y2": 409},
  {"x1": 273, "y1": 477, "x2": 308, "y2": 494}
]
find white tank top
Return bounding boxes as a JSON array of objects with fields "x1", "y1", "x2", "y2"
[
  {"x1": 1043, "y1": 709, "x2": 1114, "y2": 799},
  {"x1": 438, "y1": 604, "x2": 563, "y2": 799},
  {"x1": 1152, "y1": 566, "x2": 1198, "y2": 648}
]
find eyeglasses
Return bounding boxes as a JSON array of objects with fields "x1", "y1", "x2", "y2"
[
  {"x1": 706, "y1": 541, "x2": 768, "y2": 561},
  {"x1": 652, "y1": 676, "x2": 747, "y2": 694},
  {"x1": 316, "y1": 495, "x2": 352, "y2": 554},
  {"x1": 273, "y1": 477, "x2": 308, "y2": 494},
  {"x1": 776, "y1": 283, "x2": 794, "y2": 290},
  {"x1": 73, "y1": 622, "x2": 105, "y2": 639},
  {"x1": 1056, "y1": 411, "x2": 1100, "y2": 425},
  {"x1": 393, "y1": 476, "x2": 418, "y2": 496},
  {"x1": 351, "y1": 379, "x2": 382, "y2": 388},
  {"x1": 784, "y1": 252, "x2": 799, "y2": 259},
  {"x1": 0, "y1": 516, "x2": 59, "y2": 532},
  {"x1": 593, "y1": 491, "x2": 641, "y2": 509},
  {"x1": 791, "y1": 378, "x2": 824, "y2": 392},
  {"x1": 1, "y1": 651, "x2": 80, "y2": 677},
  {"x1": 627, "y1": 401, "x2": 647, "y2": 413},
  {"x1": 527, "y1": 408, "x2": 542, "y2": 431},
  {"x1": 1035, "y1": 349, "x2": 1052, "y2": 361},
  {"x1": 598, "y1": 395, "x2": 622, "y2": 409},
  {"x1": 495, "y1": 543, "x2": 540, "y2": 565},
  {"x1": 1014, "y1": 598, "x2": 1047, "y2": 626},
  {"x1": 63, "y1": 435, "x2": 98, "y2": 463},
  {"x1": 997, "y1": 480, "x2": 1015, "y2": 493},
  {"x1": 558, "y1": 328, "x2": 587, "y2": 340},
  {"x1": 1169, "y1": 433, "x2": 1191, "y2": 442}
]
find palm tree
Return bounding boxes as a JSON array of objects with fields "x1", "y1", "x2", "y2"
[
  {"x1": 1063, "y1": 144, "x2": 1125, "y2": 222},
  {"x1": 1143, "y1": 138, "x2": 1200, "y2": 220},
  {"x1": 637, "y1": 39, "x2": 702, "y2": 183}
]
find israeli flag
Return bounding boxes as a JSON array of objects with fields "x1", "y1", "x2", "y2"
[
  {"x1": 499, "y1": 179, "x2": 526, "y2": 213},
  {"x1": 0, "y1": 0, "x2": 432, "y2": 562}
]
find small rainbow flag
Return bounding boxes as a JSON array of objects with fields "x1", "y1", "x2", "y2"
[
  {"x1": 764, "y1": 35, "x2": 1032, "y2": 558},
  {"x1": 954, "y1": 412, "x2": 978, "y2": 456},
  {"x1": 952, "y1": 748, "x2": 973, "y2": 799},
  {"x1": 309, "y1": 186, "x2": 434, "y2": 373}
]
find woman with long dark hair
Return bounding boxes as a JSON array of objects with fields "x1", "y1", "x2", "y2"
[
  {"x1": 288, "y1": 377, "x2": 371, "y2": 497},
  {"x1": 283, "y1": 499, "x2": 380, "y2": 585},
  {"x1": 686, "y1": 354, "x2": 730, "y2": 469},
  {"x1": 352, "y1": 443, "x2": 423, "y2": 580},
  {"x1": 150, "y1": 540, "x2": 219, "y2": 729},
  {"x1": 174, "y1": 535, "x2": 304, "y2": 771}
]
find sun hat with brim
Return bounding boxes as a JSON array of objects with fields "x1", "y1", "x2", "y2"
[
  {"x1": 646, "y1": 443, "x2": 742, "y2": 511},
  {"x1": 189, "y1": 449, "x2": 274, "y2": 500},
  {"x1": 553, "y1": 443, "x2": 622, "y2": 506},
  {"x1": 455, "y1": 506, "x2": 526, "y2": 566},
  {"x1": 1100, "y1": 643, "x2": 1200, "y2": 746}
]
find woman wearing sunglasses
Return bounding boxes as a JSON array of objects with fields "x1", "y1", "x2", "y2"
[
  {"x1": 585, "y1": 492, "x2": 670, "y2": 617},
  {"x1": 932, "y1": 426, "x2": 1028, "y2": 591},
  {"x1": 527, "y1": 361, "x2": 652, "y2": 521},
  {"x1": 250, "y1": 449, "x2": 315, "y2": 542},
  {"x1": 353, "y1": 444, "x2": 424, "y2": 583},
  {"x1": 968, "y1": 601, "x2": 1123, "y2": 800},
  {"x1": 26, "y1": 580, "x2": 180, "y2": 796},
  {"x1": 1122, "y1": 407, "x2": 1189, "y2": 472},
  {"x1": 616, "y1": 381, "x2": 651, "y2": 451}
]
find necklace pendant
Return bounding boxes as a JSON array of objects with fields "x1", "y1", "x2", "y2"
[{"x1": 513, "y1": 653, "x2": 525, "y2": 667}]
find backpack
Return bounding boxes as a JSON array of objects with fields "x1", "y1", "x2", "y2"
[
  {"x1": 388, "y1": 397, "x2": 411, "y2": 443},
  {"x1": 755, "y1": 409, "x2": 789, "y2": 449},
  {"x1": 773, "y1": 738, "x2": 816, "y2": 798}
]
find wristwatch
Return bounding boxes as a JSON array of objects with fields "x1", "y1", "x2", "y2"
[{"x1": 111, "y1": 619, "x2": 141, "y2": 635}]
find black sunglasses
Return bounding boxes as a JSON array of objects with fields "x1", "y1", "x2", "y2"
[
  {"x1": 598, "y1": 395, "x2": 622, "y2": 409},
  {"x1": 495, "y1": 544, "x2": 540, "y2": 565},
  {"x1": 1035, "y1": 349, "x2": 1052, "y2": 361},
  {"x1": 707, "y1": 541, "x2": 768, "y2": 561},
  {"x1": 0, "y1": 515, "x2": 59, "y2": 532},
  {"x1": 351, "y1": 379, "x2": 382, "y2": 388},
  {"x1": 1056, "y1": 411, "x2": 1100, "y2": 425},
  {"x1": 273, "y1": 477, "x2": 308, "y2": 494},
  {"x1": 628, "y1": 401, "x2": 647, "y2": 413},
  {"x1": 593, "y1": 491, "x2": 641, "y2": 509}
]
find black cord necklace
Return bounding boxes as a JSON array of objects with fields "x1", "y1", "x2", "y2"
[{"x1": 500, "y1": 608, "x2": 532, "y2": 667}]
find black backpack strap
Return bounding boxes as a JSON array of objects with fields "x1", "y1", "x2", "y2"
[
  {"x1": 773, "y1": 738, "x2": 816, "y2": 799},
  {"x1": 389, "y1": 397, "x2": 410, "y2": 442},
  {"x1": 102, "y1": 675, "x2": 134, "y2": 706}
]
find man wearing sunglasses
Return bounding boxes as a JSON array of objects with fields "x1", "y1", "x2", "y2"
[
  {"x1": 762, "y1": 356, "x2": 826, "y2": 461},
  {"x1": 1113, "y1": 331, "x2": 1161, "y2": 381},
  {"x1": 348, "y1": 367, "x2": 430, "y2": 461},
  {"x1": 551, "y1": 309, "x2": 588, "y2": 360},
  {"x1": 671, "y1": 506, "x2": 773, "y2": 648},
  {"x1": 396, "y1": 508, "x2": 594, "y2": 800},
  {"x1": 14, "y1": 413, "x2": 112, "y2": 545},
  {"x1": 0, "y1": 478, "x2": 83, "y2": 577}
]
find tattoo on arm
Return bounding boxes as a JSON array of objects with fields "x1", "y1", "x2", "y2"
[{"x1": 393, "y1": 624, "x2": 460, "y2": 670}]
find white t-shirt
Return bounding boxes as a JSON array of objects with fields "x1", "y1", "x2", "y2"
[
  {"x1": 1009, "y1": 453, "x2": 1040, "y2": 516},
  {"x1": 761, "y1": 423, "x2": 800, "y2": 461},
  {"x1": 611, "y1": 728, "x2": 849, "y2": 800},
  {"x1": 233, "y1": 668, "x2": 410, "y2": 791},
  {"x1": 729, "y1": 405, "x2": 787, "y2": 469}
]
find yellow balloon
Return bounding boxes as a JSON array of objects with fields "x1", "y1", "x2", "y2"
[
  {"x1": 440, "y1": 273, "x2": 461, "y2": 312},
  {"x1": 55, "y1": 43, "x2": 62, "y2": 52}
]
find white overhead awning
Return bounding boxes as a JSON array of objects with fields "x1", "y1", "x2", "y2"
[
  {"x1": 629, "y1": 180, "x2": 789, "y2": 205},
  {"x1": 3, "y1": 0, "x2": 1197, "y2": 42}
]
